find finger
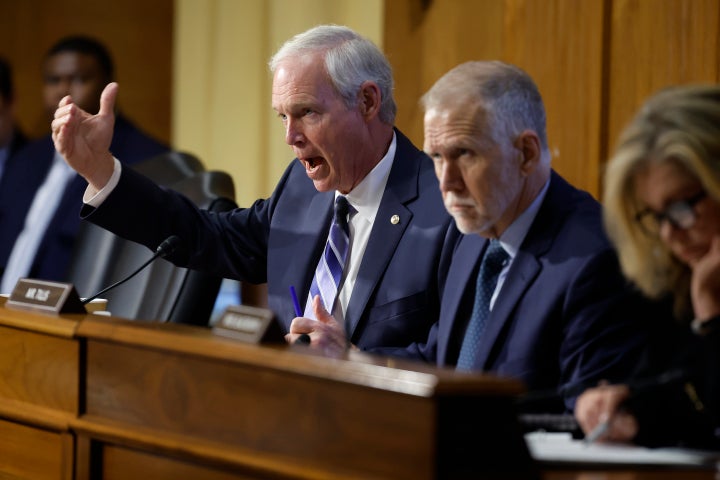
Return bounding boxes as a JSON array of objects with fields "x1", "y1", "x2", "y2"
[
  {"x1": 289, "y1": 317, "x2": 315, "y2": 334},
  {"x1": 575, "y1": 391, "x2": 604, "y2": 431},
  {"x1": 312, "y1": 295, "x2": 335, "y2": 324},
  {"x1": 51, "y1": 117, "x2": 65, "y2": 135},
  {"x1": 98, "y1": 82, "x2": 119, "y2": 117},
  {"x1": 711, "y1": 235, "x2": 720, "y2": 253},
  {"x1": 54, "y1": 102, "x2": 74, "y2": 119},
  {"x1": 58, "y1": 94, "x2": 72, "y2": 109},
  {"x1": 51, "y1": 107, "x2": 74, "y2": 130},
  {"x1": 53, "y1": 120, "x2": 75, "y2": 158},
  {"x1": 285, "y1": 333, "x2": 307, "y2": 344},
  {"x1": 605, "y1": 413, "x2": 638, "y2": 443},
  {"x1": 285, "y1": 332, "x2": 312, "y2": 345}
]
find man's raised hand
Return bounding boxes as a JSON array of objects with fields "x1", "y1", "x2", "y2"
[{"x1": 51, "y1": 82, "x2": 118, "y2": 192}]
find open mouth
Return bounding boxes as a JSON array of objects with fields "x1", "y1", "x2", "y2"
[{"x1": 302, "y1": 157, "x2": 324, "y2": 173}]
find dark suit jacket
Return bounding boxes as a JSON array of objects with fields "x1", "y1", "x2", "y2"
[
  {"x1": 620, "y1": 312, "x2": 720, "y2": 448},
  {"x1": 84, "y1": 129, "x2": 453, "y2": 349},
  {"x1": 7, "y1": 128, "x2": 27, "y2": 159},
  {"x1": 0, "y1": 128, "x2": 27, "y2": 183},
  {"x1": 392, "y1": 172, "x2": 654, "y2": 409},
  {"x1": 0, "y1": 115, "x2": 167, "y2": 282}
]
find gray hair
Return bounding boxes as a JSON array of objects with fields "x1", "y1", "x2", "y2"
[
  {"x1": 269, "y1": 25, "x2": 396, "y2": 124},
  {"x1": 421, "y1": 61, "x2": 548, "y2": 153}
]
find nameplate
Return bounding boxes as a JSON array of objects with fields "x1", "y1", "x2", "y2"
[
  {"x1": 213, "y1": 304, "x2": 283, "y2": 344},
  {"x1": 6, "y1": 278, "x2": 86, "y2": 314}
]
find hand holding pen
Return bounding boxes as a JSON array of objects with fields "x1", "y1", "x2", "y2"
[
  {"x1": 576, "y1": 383, "x2": 639, "y2": 445},
  {"x1": 286, "y1": 287, "x2": 349, "y2": 354}
]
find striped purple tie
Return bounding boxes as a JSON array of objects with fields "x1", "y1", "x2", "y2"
[{"x1": 305, "y1": 196, "x2": 353, "y2": 318}]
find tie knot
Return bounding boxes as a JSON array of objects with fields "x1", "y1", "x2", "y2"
[
  {"x1": 484, "y1": 240, "x2": 508, "y2": 270},
  {"x1": 334, "y1": 196, "x2": 353, "y2": 228}
]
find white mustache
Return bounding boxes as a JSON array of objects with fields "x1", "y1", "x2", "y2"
[{"x1": 445, "y1": 193, "x2": 476, "y2": 209}]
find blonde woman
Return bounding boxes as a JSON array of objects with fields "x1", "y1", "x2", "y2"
[{"x1": 576, "y1": 85, "x2": 720, "y2": 448}]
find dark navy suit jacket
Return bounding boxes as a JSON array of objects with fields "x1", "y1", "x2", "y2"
[
  {"x1": 0, "y1": 115, "x2": 167, "y2": 282},
  {"x1": 84, "y1": 129, "x2": 454, "y2": 349},
  {"x1": 0, "y1": 128, "x2": 27, "y2": 183},
  {"x1": 7, "y1": 129, "x2": 27, "y2": 159},
  {"x1": 392, "y1": 172, "x2": 655, "y2": 409}
]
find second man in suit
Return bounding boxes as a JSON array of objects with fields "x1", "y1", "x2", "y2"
[{"x1": 403, "y1": 61, "x2": 658, "y2": 410}]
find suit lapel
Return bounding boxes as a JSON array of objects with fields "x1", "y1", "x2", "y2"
[
  {"x1": 471, "y1": 172, "x2": 567, "y2": 370},
  {"x1": 346, "y1": 192, "x2": 411, "y2": 337},
  {"x1": 437, "y1": 235, "x2": 484, "y2": 364},
  {"x1": 344, "y1": 130, "x2": 419, "y2": 338},
  {"x1": 280, "y1": 191, "x2": 334, "y2": 325}
]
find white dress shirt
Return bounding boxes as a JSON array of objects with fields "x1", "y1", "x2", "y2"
[
  {"x1": 1, "y1": 151, "x2": 77, "y2": 292},
  {"x1": 305, "y1": 133, "x2": 397, "y2": 325}
]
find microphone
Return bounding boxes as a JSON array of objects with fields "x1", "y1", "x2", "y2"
[{"x1": 81, "y1": 235, "x2": 182, "y2": 305}]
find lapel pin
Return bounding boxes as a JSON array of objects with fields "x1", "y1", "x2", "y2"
[{"x1": 390, "y1": 214, "x2": 400, "y2": 225}]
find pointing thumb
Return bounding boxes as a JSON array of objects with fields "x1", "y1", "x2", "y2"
[{"x1": 99, "y1": 82, "x2": 119, "y2": 117}]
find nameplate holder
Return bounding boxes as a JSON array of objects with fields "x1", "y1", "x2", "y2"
[
  {"x1": 213, "y1": 304, "x2": 283, "y2": 344},
  {"x1": 6, "y1": 278, "x2": 86, "y2": 314}
]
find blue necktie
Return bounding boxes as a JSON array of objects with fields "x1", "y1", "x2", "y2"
[
  {"x1": 456, "y1": 240, "x2": 508, "y2": 371},
  {"x1": 306, "y1": 196, "x2": 353, "y2": 318}
]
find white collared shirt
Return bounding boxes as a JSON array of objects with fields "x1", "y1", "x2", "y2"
[
  {"x1": 305, "y1": 132, "x2": 397, "y2": 325},
  {"x1": 1, "y1": 151, "x2": 77, "y2": 292}
]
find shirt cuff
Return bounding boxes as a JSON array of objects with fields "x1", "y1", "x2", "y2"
[{"x1": 84, "y1": 157, "x2": 122, "y2": 207}]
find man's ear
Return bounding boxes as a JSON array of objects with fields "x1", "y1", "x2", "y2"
[
  {"x1": 515, "y1": 130, "x2": 542, "y2": 175},
  {"x1": 358, "y1": 81, "x2": 381, "y2": 120}
]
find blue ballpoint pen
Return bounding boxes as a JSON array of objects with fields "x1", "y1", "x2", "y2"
[
  {"x1": 289, "y1": 286, "x2": 311, "y2": 344},
  {"x1": 289, "y1": 286, "x2": 302, "y2": 317}
]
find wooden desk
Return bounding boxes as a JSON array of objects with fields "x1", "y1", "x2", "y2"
[
  {"x1": 0, "y1": 306, "x2": 82, "y2": 480},
  {"x1": 72, "y1": 316, "x2": 532, "y2": 479},
  {"x1": 0, "y1": 306, "x2": 715, "y2": 480}
]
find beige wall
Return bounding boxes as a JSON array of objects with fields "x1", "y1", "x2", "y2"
[{"x1": 173, "y1": 0, "x2": 384, "y2": 207}]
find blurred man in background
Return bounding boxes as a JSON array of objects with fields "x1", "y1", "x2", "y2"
[
  {"x1": 0, "y1": 36, "x2": 168, "y2": 292},
  {"x1": 0, "y1": 57, "x2": 27, "y2": 182}
]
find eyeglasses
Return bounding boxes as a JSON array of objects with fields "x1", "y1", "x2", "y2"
[{"x1": 635, "y1": 191, "x2": 707, "y2": 235}]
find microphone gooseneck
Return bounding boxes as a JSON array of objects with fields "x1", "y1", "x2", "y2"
[{"x1": 81, "y1": 235, "x2": 182, "y2": 305}]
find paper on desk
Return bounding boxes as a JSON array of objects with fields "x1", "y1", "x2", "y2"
[{"x1": 525, "y1": 432, "x2": 720, "y2": 469}]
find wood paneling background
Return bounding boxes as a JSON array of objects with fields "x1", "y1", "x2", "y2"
[
  {"x1": 385, "y1": 0, "x2": 720, "y2": 198},
  {"x1": 1, "y1": 0, "x2": 716, "y2": 200},
  {"x1": 0, "y1": 0, "x2": 173, "y2": 145}
]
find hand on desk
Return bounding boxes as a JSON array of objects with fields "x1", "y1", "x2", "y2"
[
  {"x1": 286, "y1": 295, "x2": 356, "y2": 356},
  {"x1": 575, "y1": 383, "x2": 638, "y2": 444}
]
